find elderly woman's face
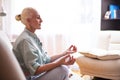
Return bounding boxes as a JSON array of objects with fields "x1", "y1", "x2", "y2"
[{"x1": 29, "y1": 10, "x2": 43, "y2": 30}]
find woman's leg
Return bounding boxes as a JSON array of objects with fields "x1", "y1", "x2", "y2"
[{"x1": 36, "y1": 65, "x2": 69, "y2": 80}]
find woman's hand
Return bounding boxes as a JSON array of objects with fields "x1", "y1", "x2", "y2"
[
  {"x1": 64, "y1": 55, "x2": 76, "y2": 65},
  {"x1": 50, "y1": 45, "x2": 77, "y2": 64},
  {"x1": 64, "y1": 45, "x2": 77, "y2": 55},
  {"x1": 54, "y1": 54, "x2": 76, "y2": 66}
]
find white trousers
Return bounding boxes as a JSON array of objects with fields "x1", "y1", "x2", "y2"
[{"x1": 28, "y1": 65, "x2": 69, "y2": 80}]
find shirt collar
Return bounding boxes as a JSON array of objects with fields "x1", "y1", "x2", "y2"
[{"x1": 24, "y1": 28, "x2": 38, "y2": 38}]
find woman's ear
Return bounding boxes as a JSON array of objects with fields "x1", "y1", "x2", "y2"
[
  {"x1": 26, "y1": 18, "x2": 31, "y2": 26},
  {"x1": 26, "y1": 18, "x2": 31, "y2": 23},
  {"x1": 25, "y1": 19, "x2": 30, "y2": 26}
]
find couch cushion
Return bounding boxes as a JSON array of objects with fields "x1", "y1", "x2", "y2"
[
  {"x1": 76, "y1": 56, "x2": 120, "y2": 80},
  {"x1": 76, "y1": 31, "x2": 120, "y2": 80},
  {"x1": 0, "y1": 31, "x2": 26, "y2": 80},
  {"x1": 108, "y1": 31, "x2": 120, "y2": 50},
  {"x1": 96, "y1": 31, "x2": 110, "y2": 50},
  {"x1": 0, "y1": 31, "x2": 12, "y2": 50},
  {"x1": 79, "y1": 49, "x2": 120, "y2": 60}
]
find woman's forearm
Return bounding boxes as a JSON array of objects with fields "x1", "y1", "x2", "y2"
[
  {"x1": 50, "y1": 52, "x2": 66, "y2": 62},
  {"x1": 35, "y1": 61, "x2": 60, "y2": 75}
]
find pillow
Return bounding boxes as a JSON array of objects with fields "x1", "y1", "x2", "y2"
[{"x1": 79, "y1": 49, "x2": 120, "y2": 60}]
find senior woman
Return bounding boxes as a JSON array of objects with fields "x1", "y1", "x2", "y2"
[{"x1": 13, "y1": 7, "x2": 77, "y2": 80}]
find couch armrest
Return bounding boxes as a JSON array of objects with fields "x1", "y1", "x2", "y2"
[{"x1": 0, "y1": 31, "x2": 26, "y2": 80}]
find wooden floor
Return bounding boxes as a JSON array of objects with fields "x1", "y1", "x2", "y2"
[
  {"x1": 70, "y1": 69, "x2": 92, "y2": 80},
  {"x1": 69, "y1": 61, "x2": 92, "y2": 80}
]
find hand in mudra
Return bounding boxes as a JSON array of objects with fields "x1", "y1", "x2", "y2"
[
  {"x1": 55, "y1": 54, "x2": 76, "y2": 65},
  {"x1": 65, "y1": 45, "x2": 77, "y2": 54}
]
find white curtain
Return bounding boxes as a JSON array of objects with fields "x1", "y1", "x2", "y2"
[{"x1": 3, "y1": 0, "x2": 101, "y2": 55}]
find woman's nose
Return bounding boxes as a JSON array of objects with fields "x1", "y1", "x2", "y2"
[{"x1": 40, "y1": 19, "x2": 43, "y2": 23}]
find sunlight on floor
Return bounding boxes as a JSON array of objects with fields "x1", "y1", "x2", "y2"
[
  {"x1": 70, "y1": 70, "x2": 92, "y2": 80},
  {"x1": 68, "y1": 52, "x2": 93, "y2": 80}
]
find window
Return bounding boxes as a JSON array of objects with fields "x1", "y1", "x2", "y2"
[{"x1": 4, "y1": 0, "x2": 101, "y2": 54}]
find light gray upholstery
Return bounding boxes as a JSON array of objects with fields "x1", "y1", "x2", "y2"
[{"x1": 0, "y1": 31, "x2": 26, "y2": 80}]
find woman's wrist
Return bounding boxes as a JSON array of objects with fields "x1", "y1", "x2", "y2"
[{"x1": 62, "y1": 51, "x2": 68, "y2": 56}]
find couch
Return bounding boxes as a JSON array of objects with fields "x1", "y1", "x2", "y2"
[
  {"x1": 76, "y1": 31, "x2": 120, "y2": 80},
  {"x1": 0, "y1": 31, "x2": 26, "y2": 80}
]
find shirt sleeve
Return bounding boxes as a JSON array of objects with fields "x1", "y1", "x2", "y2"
[
  {"x1": 44, "y1": 52, "x2": 51, "y2": 63},
  {"x1": 19, "y1": 39, "x2": 41, "y2": 75}
]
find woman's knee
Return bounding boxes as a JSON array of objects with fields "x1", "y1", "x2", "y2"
[
  {"x1": 53, "y1": 65, "x2": 69, "y2": 80},
  {"x1": 36, "y1": 65, "x2": 70, "y2": 80},
  {"x1": 58, "y1": 65, "x2": 69, "y2": 75}
]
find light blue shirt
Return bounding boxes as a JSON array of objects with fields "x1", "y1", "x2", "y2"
[{"x1": 13, "y1": 29, "x2": 51, "y2": 76}]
